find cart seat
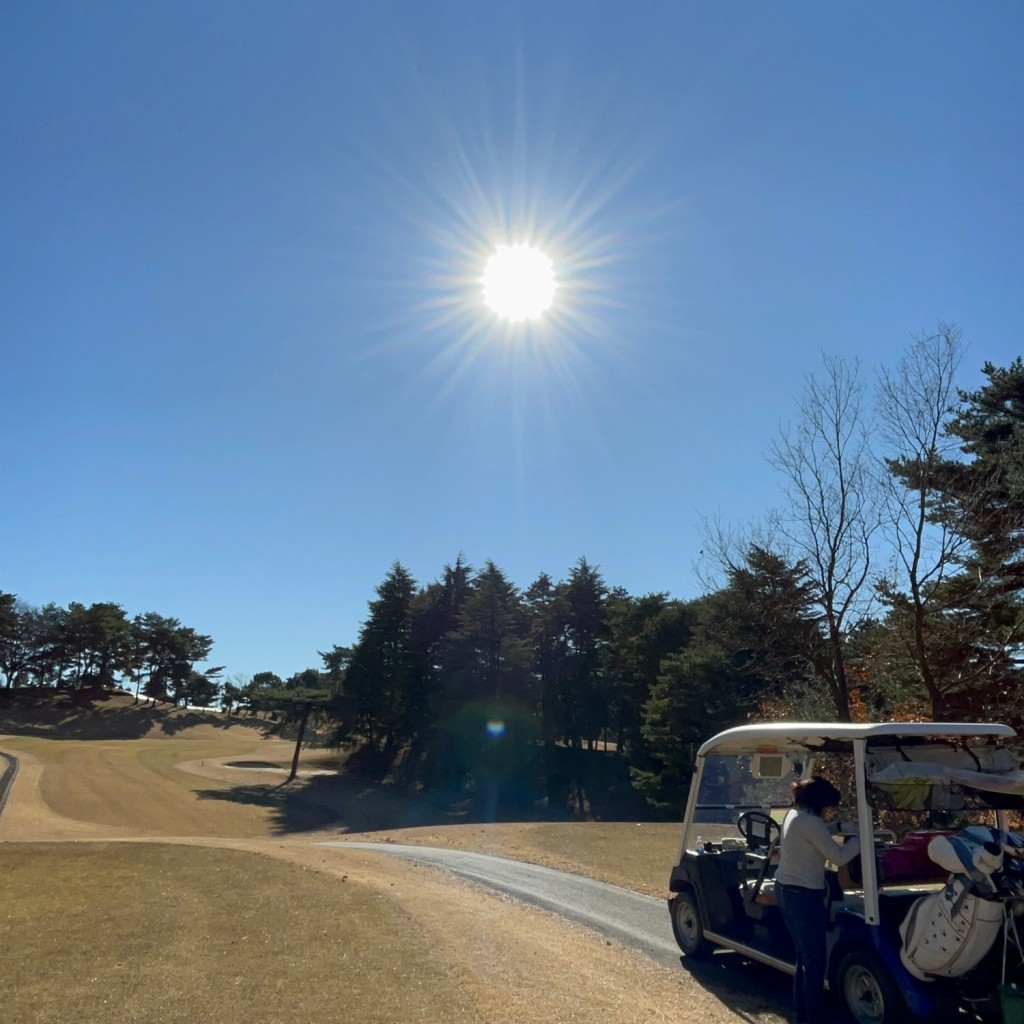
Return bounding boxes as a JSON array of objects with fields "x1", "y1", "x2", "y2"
[
  {"x1": 753, "y1": 880, "x2": 777, "y2": 906},
  {"x1": 739, "y1": 839, "x2": 781, "y2": 920},
  {"x1": 741, "y1": 876, "x2": 778, "y2": 920}
]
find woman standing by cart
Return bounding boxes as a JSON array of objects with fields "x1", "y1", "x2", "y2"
[{"x1": 775, "y1": 776, "x2": 861, "y2": 1024}]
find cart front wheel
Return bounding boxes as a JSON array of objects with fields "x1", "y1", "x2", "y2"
[{"x1": 670, "y1": 889, "x2": 711, "y2": 959}]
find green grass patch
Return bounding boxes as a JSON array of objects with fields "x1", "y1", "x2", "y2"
[{"x1": 1, "y1": 843, "x2": 482, "y2": 1024}]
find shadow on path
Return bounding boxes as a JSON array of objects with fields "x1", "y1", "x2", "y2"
[{"x1": 0, "y1": 750, "x2": 18, "y2": 817}]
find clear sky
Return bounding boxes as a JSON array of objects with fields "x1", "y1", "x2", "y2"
[{"x1": 3, "y1": 2, "x2": 1022, "y2": 680}]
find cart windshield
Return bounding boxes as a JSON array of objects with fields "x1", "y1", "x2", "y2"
[{"x1": 688, "y1": 753, "x2": 804, "y2": 844}]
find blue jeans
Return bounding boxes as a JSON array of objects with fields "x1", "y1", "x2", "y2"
[{"x1": 776, "y1": 883, "x2": 828, "y2": 1024}]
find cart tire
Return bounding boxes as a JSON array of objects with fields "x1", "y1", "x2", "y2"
[
  {"x1": 671, "y1": 889, "x2": 711, "y2": 958},
  {"x1": 837, "y1": 950, "x2": 905, "y2": 1024}
]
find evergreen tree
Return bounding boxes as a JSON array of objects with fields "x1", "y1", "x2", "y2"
[
  {"x1": 561, "y1": 557, "x2": 610, "y2": 751},
  {"x1": 76, "y1": 602, "x2": 131, "y2": 688},
  {"x1": 337, "y1": 562, "x2": 419, "y2": 773},
  {"x1": 442, "y1": 561, "x2": 536, "y2": 815},
  {"x1": 635, "y1": 548, "x2": 824, "y2": 816},
  {"x1": 635, "y1": 622, "x2": 742, "y2": 818},
  {"x1": 0, "y1": 594, "x2": 34, "y2": 688},
  {"x1": 134, "y1": 613, "x2": 214, "y2": 703},
  {"x1": 925, "y1": 358, "x2": 1024, "y2": 718},
  {"x1": 525, "y1": 572, "x2": 570, "y2": 803},
  {"x1": 603, "y1": 590, "x2": 696, "y2": 759},
  {"x1": 451, "y1": 561, "x2": 531, "y2": 702},
  {"x1": 319, "y1": 646, "x2": 352, "y2": 694},
  {"x1": 249, "y1": 669, "x2": 334, "y2": 781},
  {"x1": 180, "y1": 668, "x2": 222, "y2": 707},
  {"x1": 220, "y1": 673, "x2": 250, "y2": 715},
  {"x1": 27, "y1": 604, "x2": 72, "y2": 687},
  {"x1": 717, "y1": 546, "x2": 826, "y2": 703},
  {"x1": 558, "y1": 558, "x2": 609, "y2": 813},
  {"x1": 412, "y1": 557, "x2": 474, "y2": 692},
  {"x1": 407, "y1": 557, "x2": 473, "y2": 787},
  {"x1": 243, "y1": 670, "x2": 285, "y2": 709},
  {"x1": 0, "y1": 595, "x2": 216, "y2": 697}
]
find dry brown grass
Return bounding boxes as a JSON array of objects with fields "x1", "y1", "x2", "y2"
[
  {"x1": 0, "y1": 731, "x2": 329, "y2": 840},
  {"x1": 0, "y1": 728, "x2": 681, "y2": 893},
  {"x1": 1, "y1": 842, "x2": 481, "y2": 1024},
  {"x1": 1, "y1": 839, "x2": 763, "y2": 1024},
  {"x1": 0, "y1": 708, "x2": 786, "y2": 1023}
]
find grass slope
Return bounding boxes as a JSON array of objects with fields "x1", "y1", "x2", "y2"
[
  {"x1": 1, "y1": 843, "x2": 480, "y2": 1024},
  {"x1": 0, "y1": 694, "x2": 682, "y2": 893}
]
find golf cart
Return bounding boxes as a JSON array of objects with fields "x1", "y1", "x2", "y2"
[{"x1": 667, "y1": 722, "x2": 1024, "y2": 1023}]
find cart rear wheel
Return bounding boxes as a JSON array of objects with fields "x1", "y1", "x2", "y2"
[
  {"x1": 671, "y1": 889, "x2": 711, "y2": 958},
  {"x1": 838, "y1": 950, "x2": 904, "y2": 1024}
]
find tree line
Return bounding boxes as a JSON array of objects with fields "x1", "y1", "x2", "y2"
[
  {"x1": 2, "y1": 330, "x2": 1021, "y2": 817},
  {"x1": 0, "y1": 599, "x2": 220, "y2": 707}
]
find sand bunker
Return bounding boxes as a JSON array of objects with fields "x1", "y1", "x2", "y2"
[{"x1": 224, "y1": 760, "x2": 336, "y2": 775}]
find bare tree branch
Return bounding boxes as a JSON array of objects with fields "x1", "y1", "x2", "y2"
[{"x1": 767, "y1": 353, "x2": 880, "y2": 719}]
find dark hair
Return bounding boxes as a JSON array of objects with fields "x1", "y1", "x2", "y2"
[{"x1": 791, "y1": 775, "x2": 841, "y2": 812}]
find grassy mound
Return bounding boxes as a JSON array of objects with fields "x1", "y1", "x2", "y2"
[{"x1": 0, "y1": 688, "x2": 265, "y2": 741}]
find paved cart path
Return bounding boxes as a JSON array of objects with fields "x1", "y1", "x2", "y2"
[{"x1": 324, "y1": 840, "x2": 790, "y2": 1015}]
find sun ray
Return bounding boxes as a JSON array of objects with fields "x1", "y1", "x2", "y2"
[{"x1": 325, "y1": 32, "x2": 693, "y2": 446}]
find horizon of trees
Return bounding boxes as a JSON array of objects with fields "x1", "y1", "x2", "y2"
[
  {"x1": 0, "y1": 597, "x2": 220, "y2": 706},
  {"x1": 2, "y1": 333, "x2": 1021, "y2": 818}
]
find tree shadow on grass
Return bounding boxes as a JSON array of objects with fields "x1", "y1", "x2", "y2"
[
  {"x1": 156, "y1": 711, "x2": 265, "y2": 736},
  {"x1": 0, "y1": 706, "x2": 155, "y2": 740},
  {"x1": 193, "y1": 772, "x2": 578, "y2": 837},
  {"x1": 0, "y1": 706, "x2": 269, "y2": 740},
  {"x1": 193, "y1": 783, "x2": 344, "y2": 833},
  {"x1": 0, "y1": 690, "x2": 267, "y2": 740}
]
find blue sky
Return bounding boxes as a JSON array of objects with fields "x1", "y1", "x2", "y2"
[{"x1": 3, "y1": 2, "x2": 1022, "y2": 680}]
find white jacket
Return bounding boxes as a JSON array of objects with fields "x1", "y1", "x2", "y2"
[{"x1": 774, "y1": 808, "x2": 861, "y2": 889}]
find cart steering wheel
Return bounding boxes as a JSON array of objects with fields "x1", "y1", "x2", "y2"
[{"x1": 736, "y1": 810, "x2": 782, "y2": 851}]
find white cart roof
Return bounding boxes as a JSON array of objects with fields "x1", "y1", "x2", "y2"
[{"x1": 697, "y1": 721, "x2": 1017, "y2": 757}]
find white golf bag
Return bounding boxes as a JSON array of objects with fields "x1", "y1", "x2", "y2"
[{"x1": 900, "y1": 828, "x2": 1018, "y2": 982}]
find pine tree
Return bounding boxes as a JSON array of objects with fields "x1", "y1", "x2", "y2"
[
  {"x1": 635, "y1": 547, "x2": 824, "y2": 816},
  {"x1": 925, "y1": 359, "x2": 1024, "y2": 719},
  {"x1": 338, "y1": 562, "x2": 420, "y2": 774}
]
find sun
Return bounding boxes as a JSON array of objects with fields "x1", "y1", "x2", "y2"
[{"x1": 481, "y1": 243, "x2": 557, "y2": 322}]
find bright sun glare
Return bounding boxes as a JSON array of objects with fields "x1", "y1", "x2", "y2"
[{"x1": 481, "y1": 243, "x2": 557, "y2": 322}]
